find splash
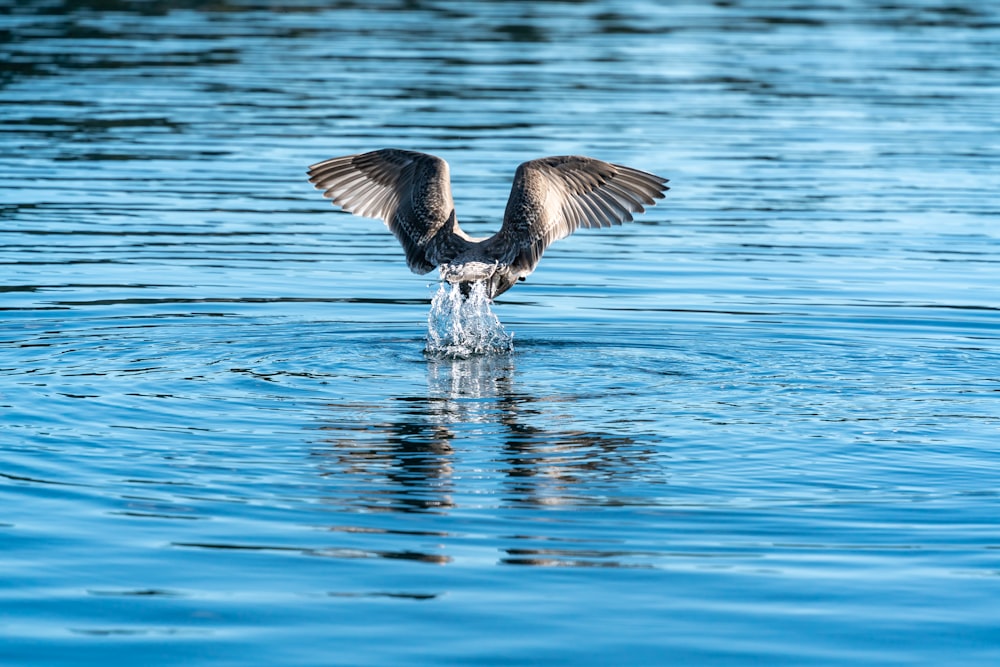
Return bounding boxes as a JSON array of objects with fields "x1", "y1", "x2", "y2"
[{"x1": 426, "y1": 281, "x2": 513, "y2": 357}]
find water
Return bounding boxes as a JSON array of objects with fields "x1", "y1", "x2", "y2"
[
  {"x1": 426, "y1": 282, "x2": 513, "y2": 357},
  {"x1": 2, "y1": 0, "x2": 999, "y2": 664}
]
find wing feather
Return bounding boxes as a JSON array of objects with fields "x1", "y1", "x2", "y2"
[
  {"x1": 488, "y1": 156, "x2": 668, "y2": 277},
  {"x1": 307, "y1": 148, "x2": 468, "y2": 274}
]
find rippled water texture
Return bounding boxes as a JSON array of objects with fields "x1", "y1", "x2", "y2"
[{"x1": 2, "y1": 1, "x2": 999, "y2": 665}]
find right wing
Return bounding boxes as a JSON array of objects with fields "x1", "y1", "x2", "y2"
[{"x1": 487, "y1": 156, "x2": 668, "y2": 278}]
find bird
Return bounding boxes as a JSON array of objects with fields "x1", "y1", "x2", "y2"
[{"x1": 307, "y1": 149, "x2": 668, "y2": 299}]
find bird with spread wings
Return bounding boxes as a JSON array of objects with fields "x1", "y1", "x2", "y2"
[{"x1": 307, "y1": 149, "x2": 668, "y2": 299}]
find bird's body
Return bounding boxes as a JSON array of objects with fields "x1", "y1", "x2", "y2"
[{"x1": 307, "y1": 149, "x2": 668, "y2": 299}]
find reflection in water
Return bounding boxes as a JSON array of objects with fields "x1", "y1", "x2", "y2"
[
  {"x1": 426, "y1": 352, "x2": 517, "y2": 407},
  {"x1": 316, "y1": 401, "x2": 457, "y2": 514},
  {"x1": 317, "y1": 353, "x2": 666, "y2": 522},
  {"x1": 173, "y1": 540, "x2": 451, "y2": 565},
  {"x1": 501, "y1": 543, "x2": 661, "y2": 569}
]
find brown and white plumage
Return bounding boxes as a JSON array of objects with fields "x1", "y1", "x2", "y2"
[{"x1": 307, "y1": 149, "x2": 668, "y2": 299}]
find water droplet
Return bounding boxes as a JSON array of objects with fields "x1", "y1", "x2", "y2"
[{"x1": 425, "y1": 282, "x2": 513, "y2": 358}]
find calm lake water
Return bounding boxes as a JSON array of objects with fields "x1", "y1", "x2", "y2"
[{"x1": 2, "y1": 1, "x2": 999, "y2": 664}]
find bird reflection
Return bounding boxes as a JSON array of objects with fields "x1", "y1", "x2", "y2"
[
  {"x1": 315, "y1": 401, "x2": 456, "y2": 514},
  {"x1": 316, "y1": 354, "x2": 663, "y2": 515}
]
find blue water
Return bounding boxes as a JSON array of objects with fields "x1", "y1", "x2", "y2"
[{"x1": 2, "y1": 1, "x2": 999, "y2": 665}]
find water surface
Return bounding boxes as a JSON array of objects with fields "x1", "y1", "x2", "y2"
[{"x1": 2, "y1": 1, "x2": 999, "y2": 665}]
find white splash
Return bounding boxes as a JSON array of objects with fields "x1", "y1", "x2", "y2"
[{"x1": 426, "y1": 281, "x2": 513, "y2": 357}]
